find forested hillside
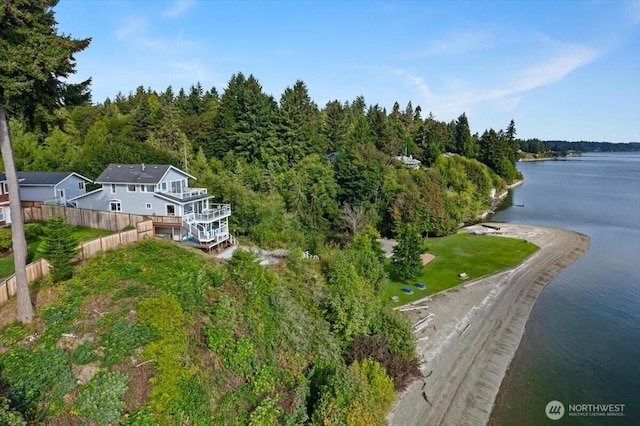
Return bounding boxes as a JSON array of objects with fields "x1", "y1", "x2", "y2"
[
  {"x1": 0, "y1": 1, "x2": 529, "y2": 423},
  {"x1": 0, "y1": 236, "x2": 421, "y2": 425},
  {"x1": 519, "y1": 139, "x2": 640, "y2": 154},
  {"x1": 6, "y1": 75, "x2": 520, "y2": 247}
]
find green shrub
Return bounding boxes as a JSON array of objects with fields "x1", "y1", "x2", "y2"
[
  {"x1": 249, "y1": 396, "x2": 280, "y2": 426},
  {"x1": 173, "y1": 377, "x2": 211, "y2": 425},
  {"x1": 70, "y1": 340, "x2": 100, "y2": 365},
  {"x1": 73, "y1": 371, "x2": 128, "y2": 426},
  {"x1": 0, "y1": 346, "x2": 76, "y2": 415},
  {"x1": 122, "y1": 406, "x2": 157, "y2": 425},
  {"x1": 98, "y1": 316, "x2": 156, "y2": 366},
  {"x1": 39, "y1": 302, "x2": 80, "y2": 347},
  {"x1": 137, "y1": 295, "x2": 193, "y2": 420},
  {"x1": 23, "y1": 223, "x2": 43, "y2": 241},
  {"x1": 0, "y1": 322, "x2": 35, "y2": 346},
  {"x1": 0, "y1": 396, "x2": 27, "y2": 426},
  {"x1": 0, "y1": 228, "x2": 12, "y2": 252}
]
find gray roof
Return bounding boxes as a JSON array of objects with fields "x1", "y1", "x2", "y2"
[
  {"x1": 0, "y1": 171, "x2": 90, "y2": 186},
  {"x1": 95, "y1": 164, "x2": 179, "y2": 184}
]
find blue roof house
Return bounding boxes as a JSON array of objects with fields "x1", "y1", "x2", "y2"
[
  {"x1": 0, "y1": 171, "x2": 91, "y2": 225},
  {"x1": 73, "y1": 164, "x2": 231, "y2": 249}
]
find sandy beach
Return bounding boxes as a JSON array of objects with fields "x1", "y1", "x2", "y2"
[{"x1": 387, "y1": 223, "x2": 590, "y2": 426}]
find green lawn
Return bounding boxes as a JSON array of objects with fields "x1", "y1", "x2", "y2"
[
  {"x1": 0, "y1": 225, "x2": 113, "y2": 278},
  {"x1": 383, "y1": 233, "x2": 539, "y2": 306}
]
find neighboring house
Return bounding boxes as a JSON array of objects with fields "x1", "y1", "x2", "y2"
[
  {"x1": 0, "y1": 171, "x2": 91, "y2": 225},
  {"x1": 73, "y1": 164, "x2": 231, "y2": 249},
  {"x1": 395, "y1": 155, "x2": 421, "y2": 169},
  {"x1": 0, "y1": 176, "x2": 9, "y2": 226},
  {"x1": 16, "y1": 171, "x2": 91, "y2": 206}
]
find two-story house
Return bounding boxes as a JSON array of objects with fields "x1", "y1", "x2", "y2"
[
  {"x1": 0, "y1": 171, "x2": 91, "y2": 226},
  {"x1": 72, "y1": 164, "x2": 231, "y2": 249}
]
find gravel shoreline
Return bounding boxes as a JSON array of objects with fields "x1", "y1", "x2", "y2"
[{"x1": 387, "y1": 223, "x2": 590, "y2": 426}]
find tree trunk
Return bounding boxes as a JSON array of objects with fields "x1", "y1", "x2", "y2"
[{"x1": 0, "y1": 106, "x2": 34, "y2": 323}]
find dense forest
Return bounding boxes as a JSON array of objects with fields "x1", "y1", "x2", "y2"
[{"x1": 6, "y1": 76, "x2": 522, "y2": 248}]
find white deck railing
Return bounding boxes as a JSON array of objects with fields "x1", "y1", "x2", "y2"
[
  {"x1": 183, "y1": 204, "x2": 231, "y2": 224},
  {"x1": 159, "y1": 187, "x2": 209, "y2": 200}
]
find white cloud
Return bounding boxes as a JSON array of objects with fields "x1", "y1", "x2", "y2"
[
  {"x1": 396, "y1": 42, "x2": 599, "y2": 118},
  {"x1": 420, "y1": 30, "x2": 493, "y2": 56},
  {"x1": 115, "y1": 17, "x2": 147, "y2": 40},
  {"x1": 164, "y1": 0, "x2": 196, "y2": 18},
  {"x1": 168, "y1": 60, "x2": 212, "y2": 82},
  {"x1": 625, "y1": 0, "x2": 640, "y2": 23}
]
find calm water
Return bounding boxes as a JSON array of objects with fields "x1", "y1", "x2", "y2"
[{"x1": 489, "y1": 153, "x2": 640, "y2": 426}]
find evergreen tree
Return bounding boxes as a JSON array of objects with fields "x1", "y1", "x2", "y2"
[
  {"x1": 41, "y1": 215, "x2": 78, "y2": 283},
  {"x1": 505, "y1": 119, "x2": 519, "y2": 163},
  {"x1": 334, "y1": 142, "x2": 385, "y2": 205},
  {"x1": 322, "y1": 100, "x2": 350, "y2": 152},
  {"x1": 391, "y1": 224, "x2": 422, "y2": 281},
  {"x1": 454, "y1": 113, "x2": 476, "y2": 158},
  {"x1": 0, "y1": 0, "x2": 90, "y2": 323},
  {"x1": 276, "y1": 80, "x2": 324, "y2": 164}
]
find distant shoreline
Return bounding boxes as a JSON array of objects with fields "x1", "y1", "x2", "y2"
[
  {"x1": 387, "y1": 223, "x2": 590, "y2": 426},
  {"x1": 518, "y1": 156, "x2": 567, "y2": 162}
]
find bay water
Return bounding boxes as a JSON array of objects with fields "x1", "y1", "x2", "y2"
[{"x1": 488, "y1": 153, "x2": 640, "y2": 425}]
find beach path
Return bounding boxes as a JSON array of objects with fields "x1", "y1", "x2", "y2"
[{"x1": 387, "y1": 224, "x2": 590, "y2": 426}]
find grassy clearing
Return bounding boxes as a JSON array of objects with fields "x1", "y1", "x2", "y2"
[
  {"x1": 383, "y1": 233, "x2": 539, "y2": 305},
  {"x1": 0, "y1": 225, "x2": 113, "y2": 278}
]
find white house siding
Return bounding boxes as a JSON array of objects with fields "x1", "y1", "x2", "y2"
[{"x1": 0, "y1": 205, "x2": 10, "y2": 225}]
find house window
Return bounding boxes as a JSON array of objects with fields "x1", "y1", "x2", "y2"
[
  {"x1": 166, "y1": 205, "x2": 175, "y2": 216},
  {"x1": 170, "y1": 180, "x2": 183, "y2": 194},
  {"x1": 58, "y1": 189, "x2": 65, "y2": 199},
  {"x1": 127, "y1": 184, "x2": 137, "y2": 192},
  {"x1": 110, "y1": 184, "x2": 116, "y2": 194},
  {"x1": 109, "y1": 201, "x2": 122, "y2": 212},
  {"x1": 146, "y1": 203, "x2": 152, "y2": 209},
  {"x1": 0, "y1": 209, "x2": 4, "y2": 222},
  {"x1": 78, "y1": 182, "x2": 85, "y2": 190},
  {"x1": 3, "y1": 183, "x2": 8, "y2": 194},
  {"x1": 161, "y1": 182, "x2": 167, "y2": 191},
  {"x1": 146, "y1": 185, "x2": 155, "y2": 192},
  {"x1": 140, "y1": 185, "x2": 155, "y2": 193}
]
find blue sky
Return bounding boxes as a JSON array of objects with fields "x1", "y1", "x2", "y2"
[{"x1": 55, "y1": 0, "x2": 640, "y2": 142}]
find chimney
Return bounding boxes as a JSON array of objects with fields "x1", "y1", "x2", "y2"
[{"x1": 142, "y1": 163, "x2": 145, "y2": 171}]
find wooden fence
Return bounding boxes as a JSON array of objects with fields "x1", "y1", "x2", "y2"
[
  {"x1": 0, "y1": 205, "x2": 158, "y2": 308},
  {"x1": 23, "y1": 205, "x2": 149, "y2": 232}
]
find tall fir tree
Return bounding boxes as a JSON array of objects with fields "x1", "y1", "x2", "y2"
[
  {"x1": 391, "y1": 224, "x2": 422, "y2": 281},
  {"x1": 0, "y1": 0, "x2": 91, "y2": 323}
]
